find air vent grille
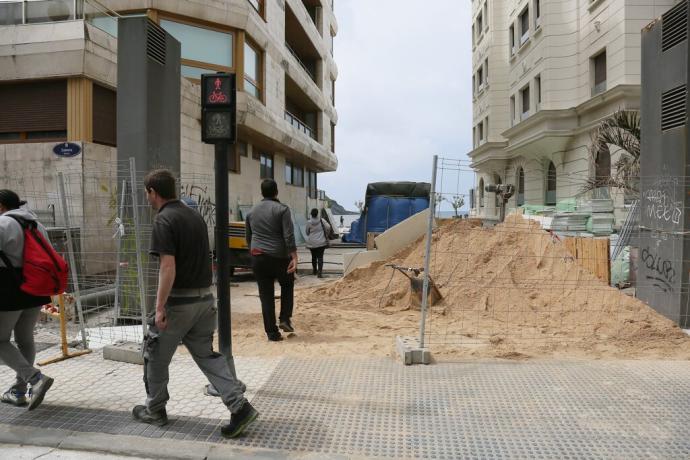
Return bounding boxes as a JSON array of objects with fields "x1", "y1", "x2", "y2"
[
  {"x1": 661, "y1": 85, "x2": 687, "y2": 131},
  {"x1": 662, "y1": 0, "x2": 688, "y2": 52},
  {"x1": 146, "y1": 20, "x2": 166, "y2": 66}
]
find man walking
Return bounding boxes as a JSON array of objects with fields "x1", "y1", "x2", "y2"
[
  {"x1": 245, "y1": 179, "x2": 298, "y2": 341},
  {"x1": 133, "y1": 169, "x2": 257, "y2": 438}
]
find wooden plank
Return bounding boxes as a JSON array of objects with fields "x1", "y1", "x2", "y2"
[{"x1": 564, "y1": 236, "x2": 610, "y2": 284}]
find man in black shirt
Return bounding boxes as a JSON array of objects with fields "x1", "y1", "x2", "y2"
[{"x1": 132, "y1": 169, "x2": 257, "y2": 439}]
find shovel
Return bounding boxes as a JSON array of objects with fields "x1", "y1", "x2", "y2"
[{"x1": 385, "y1": 264, "x2": 443, "y2": 309}]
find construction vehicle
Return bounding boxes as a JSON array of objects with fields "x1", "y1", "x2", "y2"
[{"x1": 228, "y1": 221, "x2": 250, "y2": 276}]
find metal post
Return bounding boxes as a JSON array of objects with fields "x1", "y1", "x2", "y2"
[
  {"x1": 419, "y1": 155, "x2": 438, "y2": 348},
  {"x1": 57, "y1": 172, "x2": 88, "y2": 349},
  {"x1": 113, "y1": 179, "x2": 127, "y2": 319},
  {"x1": 214, "y1": 142, "x2": 238, "y2": 377},
  {"x1": 129, "y1": 158, "x2": 148, "y2": 341}
]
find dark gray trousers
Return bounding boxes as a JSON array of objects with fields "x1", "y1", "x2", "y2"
[
  {"x1": 0, "y1": 307, "x2": 41, "y2": 393},
  {"x1": 143, "y1": 296, "x2": 246, "y2": 414}
]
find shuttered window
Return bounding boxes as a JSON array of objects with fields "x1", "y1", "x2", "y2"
[
  {"x1": 93, "y1": 84, "x2": 116, "y2": 146},
  {"x1": 0, "y1": 80, "x2": 67, "y2": 142}
]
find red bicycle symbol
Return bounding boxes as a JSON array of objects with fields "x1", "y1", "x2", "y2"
[{"x1": 209, "y1": 90, "x2": 228, "y2": 103}]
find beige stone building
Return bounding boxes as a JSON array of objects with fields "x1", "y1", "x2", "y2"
[
  {"x1": 468, "y1": 0, "x2": 678, "y2": 222},
  {"x1": 0, "y1": 0, "x2": 338, "y2": 220}
]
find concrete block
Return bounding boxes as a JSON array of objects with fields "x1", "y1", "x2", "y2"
[
  {"x1": 374, "y1": 209, "x2": 430, "y2": 259},
  {"x1": 343, "y1": 249, "x2": 383, "y2": 276},
  {"x1": 102, "y1": 341, "x2": 144, "y2": 365},
  {"x1": 396, "y1": 336, "x2": 431, "y2": 365}
]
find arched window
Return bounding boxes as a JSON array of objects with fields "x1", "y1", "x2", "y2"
[
  {"x1": 595, "y1": 146, "x2": 611, "y2": 182},
  {"x1": 479, "y1": 178, "x2": 485, "y2": 208},
  {"x1": 494, "y1": 175, "x2": 502, "y2": 208},
  {"x1": 517, "y1": 167, "x2": 525, "y2": 206},
  {"x1": 545, "y1": 161, "x2": 557, "y2": 205}
]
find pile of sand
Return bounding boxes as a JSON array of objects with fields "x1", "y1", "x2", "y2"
[{"x1": 232, "y1": 215, "x2": 690, "y2": 360}]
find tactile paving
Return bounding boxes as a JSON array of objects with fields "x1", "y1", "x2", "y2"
[{"x1": 2, "y1": 356, "x2": 690, "y2": 459}]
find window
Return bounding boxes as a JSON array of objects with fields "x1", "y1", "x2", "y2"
[
  {"x1": 307, "y1": 170, "x2": 318, "y2": 199},
  {"x1": 521, "y1": 85, "x2": 530, "y2": 118},
  {"x1": 293, "y1": 165, "x2": 304, "y2": 187},
  {"x1": 0, "y1": 80, "x2": 67, "y2": 143},
  {"x1": 160, "y1": 19, "x2": 233, "y2": 80},
  {"x1": 517, "y1": 167, "x2": 525, "y2": 206},
  {"x1": 519, "y1": 7, "x2": 530, "y2": 44},
  {"x1": 331, "y1": 79, "x2": 335, "y2": 105},
  {"x1": 472, "y1": 24, "x2": 476, "y2": 47},
  {"x1": 484, "y1": 58, "x2": 489, "y2": 85},
  {"x1": 93, "y1": 84, "x2": 116, "y2": 146},
  {"x1": 244, "y1": 40, "x2": 262, "y2": 99},
  {"x1": 546, "y1": 161, "x2": 556, "y2": 205},
  {"x1": 485, "y1": 116, "x2": 489, "y2": 142},
  {"x1": 592, "y1": 50, "x2": 607, "y2": 95},
  {"x1": 477, "y1": 11, "x2": 483, "y2": 36},
  {"x1": 478, "y1": 67, "x2": 484, "y2": 89},
  {"x1": 535, "y1": 75, "x2": 541, "y2": 109},
  {"x1": 478, "y1": 121, "x2": 484, "y2": 142},
  {"x1": 479, "y1": 178, "x2": 485, "y2": 207},
  {"x1": 595, "y1": 146, "x2": 611, "y2": 184},
  {"x1": 260, "y1": 152, "x2": 274, "y2": 179},
  {"x1": 285, "y1": 161, "x2": 293, "y2": 184},
  {"x1": 484, "y1": 2, "x2": 488, "y2": 30},
  {"x1": 228, "y1": 144, "x2": 240, "y2": 173},
  {"x1": 331, "y1": 122, "x2": 336, "y2": 153},
  {"x1": 510, "y1": 95, "x2": 516, "y2": 126},
  {"x1": 238, "y1": 141, "x2": 248, "y2": 157},
  {"x1": 534, "y1": 0, "x2": 541, "y2": 28},
  {"x1": 509, "y1": 24, "x2": 515, "y2": 54}
]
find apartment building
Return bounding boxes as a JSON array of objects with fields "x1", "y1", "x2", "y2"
[
  {"x1": 0, "y1": 0, "x2": 338, "y2": 218},
  {"x1": 468, "y1": 0, "x2": 678, "y2": 221}
]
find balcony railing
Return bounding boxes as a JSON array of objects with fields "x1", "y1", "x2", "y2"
[
  {"x1": 0, "y1": 0, "x2": 119, "y2": 36},
  {"x1": 284, "y1": 110, "x2": 316, "y2": 140},
  {"x1": 285, "y1": 41, "x2": 316, "y2": 81}
]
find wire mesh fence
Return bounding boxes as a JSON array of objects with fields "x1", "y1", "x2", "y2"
[{"x1": 413, "y1": 155, "x2": 689, "y2": 357}]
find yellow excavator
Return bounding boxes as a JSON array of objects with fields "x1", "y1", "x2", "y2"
[{"x1": 227, "y1": 221, "x2": 250, "y2": 276}]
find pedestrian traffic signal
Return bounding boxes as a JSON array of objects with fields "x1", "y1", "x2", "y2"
[{"x1": 201, "y1": 73, "x2": 236, "y2": 144}]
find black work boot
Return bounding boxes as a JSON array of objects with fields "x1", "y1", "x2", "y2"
[
  {"x1": 132, "y1": 405, "x2": 169, "y2": 426},
  {"x1": 221, "y1": 402, "x2": 259, "y2": 438},
  {"x1": 279, "y1": 320, "x2": 294, "y2": 333}
]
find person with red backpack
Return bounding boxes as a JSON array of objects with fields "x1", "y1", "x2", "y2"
[{"x1": 0, "y1": 189, "x2": 55, "y2": 410}]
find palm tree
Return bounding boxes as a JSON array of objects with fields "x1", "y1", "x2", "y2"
[{"x1": 582, "y1": 109, "x2": 640, "y2": 194}]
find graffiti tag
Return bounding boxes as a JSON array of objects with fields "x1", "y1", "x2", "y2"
[
  {"x1": 181, "y1": 184, "x2": 216, "y2": 228},
  {"x1": 641, "y1": 246, "x2": 676, "y2": 294},
  {"x1": 643, "y1": 181, "x2": 682, "y2": 225}
]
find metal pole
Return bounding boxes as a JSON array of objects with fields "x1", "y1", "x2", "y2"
[
  {"x1": 214, "y1": 142, "x2": 238, "y2": 377},
  {"x1": 419, "y1": 155, "x2": 438, "y2": 348},
  {"x1": 57, "y1": 172, "x2": 88, "y2": 349},
  {"x1": 113, "y1": 179, "x2": 127, "y2": 319},
  {"x1": 129, "y1": 158, "x2": 148, "y2": 342}
]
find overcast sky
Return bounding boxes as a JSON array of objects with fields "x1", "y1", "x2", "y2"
[{"x1": 319, "y1": 0, "x2": 473, "y2": 213}]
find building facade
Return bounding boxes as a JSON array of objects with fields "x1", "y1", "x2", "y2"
[
  {"x1": 468, "y1": 0, "x2": 678, "y2": 222},
  {"x1": 0, "y1": 0, "x2": 338, "y2": 220}
]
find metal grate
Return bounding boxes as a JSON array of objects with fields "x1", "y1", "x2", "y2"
[
  {"x1": 661, "y1": 85, "x2": 687, "y2": 131},
  {"x1": 662, "y1": 0, "x2": 688, "y2": 52},
  {"x1": 146, "y1": 19, "x2": 166, "y2": 66}
]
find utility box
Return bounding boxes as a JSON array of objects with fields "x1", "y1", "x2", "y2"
[
  {"x1": 116, "y1": 16, "x2": 181, "y2": 175},
  {"x1": 638, "y1": 1, "x2": 690, "y2": 327}
]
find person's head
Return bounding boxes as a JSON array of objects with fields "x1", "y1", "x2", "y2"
[
  {"x1": 261, "y1": 179, "x2": 278, "y2": 199},
  {"x1": 144, "y1": 169, "x2": 177, "y2": 210},
  {"x1": 0, "y1": 189, "x2": 26, "y2": 215},
  {"x1": 310, "y1": 208, "x2": 319, "y2": 218}
]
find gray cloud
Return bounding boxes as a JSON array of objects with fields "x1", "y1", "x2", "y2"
[{"x1": 320, "y1": 0, "x2": 473, "y2": 213}]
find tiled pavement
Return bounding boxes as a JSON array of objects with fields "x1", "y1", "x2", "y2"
[{"x1": 2, "y1": 342, "x2": 690, "y2": 459}]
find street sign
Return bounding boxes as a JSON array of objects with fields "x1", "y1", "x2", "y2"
[
  {"x1": 201, "y1": 73, "x2": 236, "y2": 144},
  {"x1": 52, "y1": 142, "x2": 81, "y2": 157}
]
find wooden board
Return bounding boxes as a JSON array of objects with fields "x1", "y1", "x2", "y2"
[{"x1": 564, "y1": 236, "x2": 610, "y2": 285}]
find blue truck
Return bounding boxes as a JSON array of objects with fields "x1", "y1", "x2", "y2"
[{"x1": 342, "y1": 182, "x2": 431, "y2": 244}]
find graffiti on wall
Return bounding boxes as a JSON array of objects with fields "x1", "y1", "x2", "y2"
[
  {"x1": 643, "y1": 178, "x2": 682, "y2": 225},
  {"x1": 181, "y1": 183, "x2": 216, "y2": 228},
  {"x1": 641, "y1": 246, "x2": 677, "y2": 294}
]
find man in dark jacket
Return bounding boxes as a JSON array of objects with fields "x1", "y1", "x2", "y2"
[
  {"x1": 245, "y1": 179, "x2": 298, "y2": 341},
  {"x1": 132, "y1": 170, "x2": 257, "y2": 438},
  {"x1": 0, "y1": 189, "x2": 54, "y2": 410}
]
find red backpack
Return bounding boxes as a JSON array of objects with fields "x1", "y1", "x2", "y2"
[{"x1": 0, "y1": 215, "x2": 69, "y2": 297}]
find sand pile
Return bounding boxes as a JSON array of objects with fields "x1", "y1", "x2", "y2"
[{"x1": 232, "y1": 214, "x2": 690, "y2": 360}]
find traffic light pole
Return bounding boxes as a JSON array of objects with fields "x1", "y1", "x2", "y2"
[{"x1": 214, "y1": 141, "x2": 237, "y2": 378}]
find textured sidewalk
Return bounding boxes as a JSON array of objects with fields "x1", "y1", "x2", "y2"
[{"x1": 1, "y1": 343, "x2": 690, "y2": 459}]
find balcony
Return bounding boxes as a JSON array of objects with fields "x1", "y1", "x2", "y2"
[
  {"x1": 284, "y1": 110, "x2": 315, "y2": 140},
  {"x1": 0, "y1": 0, "x2": 117, "y2": 32},
  {"x1": 301, "y1": 0, "x2": 322, "y2": 35},
  {"x1": 285, "y1": 2, "x2": 321, "y2": 87}
]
